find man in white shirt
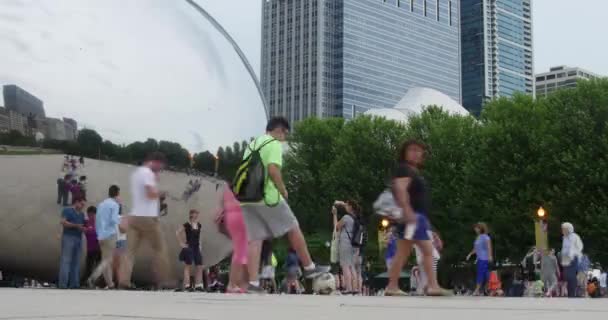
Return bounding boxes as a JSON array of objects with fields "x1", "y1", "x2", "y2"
[{"x1": 118, "y1": 152, "x2": 170, "y2": 289}]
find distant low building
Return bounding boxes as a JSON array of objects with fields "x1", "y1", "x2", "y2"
[
  {"x1": 0, "y1": 107, "x2": 9, "y2": 133},
  {"x1": 63, "y1": 117, "x2": 77, "y2": 141},
  {"x1": 0, "y1": 106, "x2": 27, "y2": 135},
  {"x1": 45, "y1": 118, "x2": 67, "y2": 141},
  {"x1": 535, "y1": 66, "x2": 602, "y2": 97}
]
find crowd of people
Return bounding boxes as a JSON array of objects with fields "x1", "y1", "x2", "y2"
[{"x1": 53, "y1": 117, "x2": 607, "y2": 299}]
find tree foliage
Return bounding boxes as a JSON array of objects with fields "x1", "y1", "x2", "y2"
[{"x1": 284, "y1": 79, "x2": 608, "y2": 267}]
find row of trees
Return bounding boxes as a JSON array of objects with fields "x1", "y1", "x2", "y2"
[
  {"x1": 283, "y1": 79, "x2": 608, "y2": 267},
  {"x1": 1, "y1": 125, "x2": 249, "y2": 175}
]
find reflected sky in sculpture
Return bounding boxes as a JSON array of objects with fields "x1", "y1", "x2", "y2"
[{"x1": 0, "y1": 0, "x2": 266, "y2": 152}]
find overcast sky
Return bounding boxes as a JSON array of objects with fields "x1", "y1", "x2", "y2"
[{"x1": 0, "y1": 0, "x2": 606, "y2": 152}]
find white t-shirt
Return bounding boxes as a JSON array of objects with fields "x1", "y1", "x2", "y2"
[
  {"x1": 600, "y1": 273, "x2": 607, "y2": 288},
  {"x1": 130, "y1": 166, "x2": 159, "y2": 217}
]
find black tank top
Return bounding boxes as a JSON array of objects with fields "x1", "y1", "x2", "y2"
[{"x1": 184, "y1": 222, "x2": 201, "y2": 247}]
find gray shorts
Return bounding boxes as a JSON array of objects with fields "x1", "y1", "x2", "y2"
[{"x1": 241, "y1": 200, "x2": 299, "y2": 241}]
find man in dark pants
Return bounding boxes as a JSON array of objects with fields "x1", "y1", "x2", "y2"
[{"x1": 57, "y1": 175, "x2": 68, "y2": 206}]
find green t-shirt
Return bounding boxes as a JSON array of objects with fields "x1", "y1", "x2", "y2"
[{"x1": 243, "y1": 134, "x2": 283, "y2": 205}]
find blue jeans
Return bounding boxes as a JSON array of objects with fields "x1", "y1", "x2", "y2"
[
  {"x1": 476, "y1": 260, "x2": 490, "y2": 286},
  {"x1": 58, "y1": 234, "x2": 83, "y2": 289}
]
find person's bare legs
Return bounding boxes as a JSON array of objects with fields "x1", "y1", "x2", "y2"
[
  {"x1": 194, "y1": 265, "x2": 203, "y2": 287},
  {"x1": 228, "y1": 263, "x2": 246, "y2": 290},
  {"x1": 386, "y1": 239, "x2": 413, "y2": 291},
  {"x1": 416, "y1": 240, "x2": 441, "y2": 293},
  {"x1": 247, "y1": 240, "x2": 262, "y2": 283},
  {"x1": 341, "y1": 264, "x2": 353, "y2": 292},
  {"x1": 287, "y1": 226, "x2": 312, "y2": 267},
  {"x1": 183, "y1": 265, "x2": 191, "y2": 288}
]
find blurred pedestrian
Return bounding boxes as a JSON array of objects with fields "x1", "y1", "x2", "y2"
[
  {"x1": 176, "y1": 209, "x2": 204, "y2": 292},
  {"x1": 87, "y1": 185, "x2": 121, "y2": 289},
  {"x1": 82, "y1": 206, "x2": 100, "y2": 287},
  {"x1": 240, "y1": 117, "x2": 328, "y2": 293},
  {"x1": 599, "y1": 269, "x2": 607, "y2": 297},
  {"x1": 119, "y1": 152, "x2": 171, "y2": 289},
  {"x1": 215, "y1": 182, "x2": 250, "y2": 293},
  {"x1": 467, "y1": 222, "x2": 493, "y2": 296},
  {"x1": 541, "y1": 248, "x2": 560, "y2": 297},
  {"x1": 57, "y1": 175, "x2": 68, "y2": 206},
  {"x1": 561, "y1": 222, "x2": 583, "y2": 298},
  {"x1": 58, "y1": 197, "x2": 86, "y2": 289},
  {"x1": 385, "y1": 140, "x2": 449, "y2": 296},
  {"x1": 332, "y1": 200, "x2": 361, "y2": 294},
  {"x1": 79, "y1": 176, "x2": 88, "y2": 200}
]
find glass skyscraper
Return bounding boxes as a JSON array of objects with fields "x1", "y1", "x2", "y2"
[
  {"x1": 460, "y1": 0, "x2": 534, "y2": 115},
  {"x1": 261, "y1": 0, "x2": 462, "y2": 122}
]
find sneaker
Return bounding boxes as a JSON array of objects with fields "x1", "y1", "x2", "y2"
[
  {"x1": 247, "y1": 284, "x2": 265, "y2": 294},
  {"x1": 302, "y1": 265, "x2": 330, "y2": 279},
  {"x1": 185, "y1": 285, "x2": 194, "y2": 292},
  {"x1": 194, "y1": 285, "x2": 205, "y2": 292}
]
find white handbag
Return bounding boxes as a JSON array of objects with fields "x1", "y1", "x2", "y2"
[
  {"x1": 373, "y1": 189, "x2": 403, "y2": 220},
  {"x1": 330, "y1": 229, "x2": 339, "y2": 264}
]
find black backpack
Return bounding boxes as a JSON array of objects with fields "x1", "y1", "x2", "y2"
[
  {"x1": 349, "y1": 217, "x2": 367, "y2": 248},
  {"x1": 232, "y1": 138, "x2": 276, "y2": 203}
]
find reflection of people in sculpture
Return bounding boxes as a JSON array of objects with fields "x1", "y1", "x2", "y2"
[{"x1": 119, "y1": 152, "x2": 171, "y2": 289}]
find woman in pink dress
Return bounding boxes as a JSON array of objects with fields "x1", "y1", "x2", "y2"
[{"x1": 216, "y1": 182, "x2": 249, "y2": 293}]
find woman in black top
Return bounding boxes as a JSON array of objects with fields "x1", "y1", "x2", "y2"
[{"x1": 176, "y1": 209, "x2": 203, "y2": 291}]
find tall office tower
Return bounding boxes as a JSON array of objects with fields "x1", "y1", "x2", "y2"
[
  {"x1": 261, "y1": 0, "x2": 462, "y2": 122},
  {"x1": 460, "y1": 0, "x2": 533, "y2": 115}
]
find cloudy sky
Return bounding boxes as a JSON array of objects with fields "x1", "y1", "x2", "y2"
[{"x1": 0, "y1": 0, "x2": 606, "y2": 152}]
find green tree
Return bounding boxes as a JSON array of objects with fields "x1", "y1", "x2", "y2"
[{"x1": 77, "y1": 129, "x2": 103, "y2": 158}]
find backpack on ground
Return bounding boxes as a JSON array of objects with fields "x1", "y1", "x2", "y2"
[{"x1": 232, "y1": 138, "x2": 276, "y2": 203}]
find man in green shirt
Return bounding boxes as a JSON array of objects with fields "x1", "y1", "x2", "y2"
[{"x1": 241, "y1": 117, "x2": 328, "y2": 292}]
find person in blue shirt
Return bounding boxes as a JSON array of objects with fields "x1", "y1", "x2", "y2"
[
  {"x1": 87, "y1": 185, "x2": 121, "y2": 288},
  {"x1": 467, "y1": 222, "x2": 493, "y2": 296},
  {"x1": 58, "y1": 197, "x2": 86, "y2": 289}
]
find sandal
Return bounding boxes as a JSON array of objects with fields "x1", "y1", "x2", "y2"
[
  {"x1": 426, "y1": 288, "x2": 453, "y2": 297},
  {"x1": 384, "y1": 289, "x2": 408, "y2": 297}
]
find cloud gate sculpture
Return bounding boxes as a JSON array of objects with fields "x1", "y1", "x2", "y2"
[{"x1": 0, "y1": 0, "x2": 267, "y2": 285}]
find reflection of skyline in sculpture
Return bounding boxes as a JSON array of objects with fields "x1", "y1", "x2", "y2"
[{"x1": 0, "y1": 0, "x2": 266, "y2": 152}]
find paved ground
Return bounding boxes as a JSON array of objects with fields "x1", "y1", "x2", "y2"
[{"x1": 1, "y1": 289, "x2": 607, "y2": 320}]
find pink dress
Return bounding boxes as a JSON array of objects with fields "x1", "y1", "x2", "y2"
[{"x1": 222, "y1": 187, "x2": 248, "y2": 265}]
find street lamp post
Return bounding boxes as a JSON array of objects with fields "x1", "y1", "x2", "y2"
[
  {"x1": 534, "y1": 206, "x2": 548, "y2": 251},
  {"x1": 213, "y1": 154, "x2": 219, "y2": 177}
]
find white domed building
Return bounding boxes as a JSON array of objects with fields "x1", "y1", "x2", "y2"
[{"x1": 364, "y1": 87, "x2": 469, "y2": 122}]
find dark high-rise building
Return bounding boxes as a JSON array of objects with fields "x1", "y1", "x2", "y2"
[
  {"x1": 3, "y1": 85, "x2": 45, "y2": 119},
  {"x1": 460, "y1": 0, "x2": 534, "y2": 115},
  {"x1": 261, "y1": 0, "x2": 462, "y2": 122}
]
